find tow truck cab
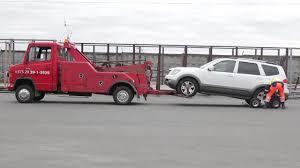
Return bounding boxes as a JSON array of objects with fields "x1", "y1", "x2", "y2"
[{"x1": 8, "y1": 41, "x2": 152, "y2": 104}]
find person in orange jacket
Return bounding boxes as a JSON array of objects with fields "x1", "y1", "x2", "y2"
[{"x1": 264, "y1": 78, "x2": 286, "y2": 109}]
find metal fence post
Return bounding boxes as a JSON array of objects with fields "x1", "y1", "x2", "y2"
[
  {"x1": 208, "y1": 46, "x2": 213, "y2": 62},
  {"x1": 289, "y1": 49, "x2": 293, "y2": 84},
  {"x1": 3, "y1": 42, "x2": 8, "y2": 87},
  {"x1": 81, "y1": 43, "x2": 84, "y2": 53},
  {"x1": 138, "y1": 46, "x2": 141, "y2": 64},
  {"x1": 116, "y1": 46, "x2": 119, "y2": 61},
  {"x1": 284, "y1": 48, "x2": 288, "y2": 74},
  {"x1": 260, "y1": 47, "x2": 264, "y2": 60},
  {"x1": 11, "y1": 40, "x2": 15, "y2": 64},
  {"x1": 161, "y1": 47, "x2": 165, "y2": 85},
  {"x1": 156, "y1": 45, "x2": 161, "y2": 90},
  {"x1": 235, "y1": 47, "x2": 238, "y2": 56},
  {"x1": 92, "y1": 45, "x2": 96, "y2": 63},
  {"x1": 182, "y1": 46, "x2": 188, "y2": 67},
  {"x1": 132, "y1": 44, "x2": 136, "y2": 64},
  {"x1": 107, "y1": 44, "x2": 110, "y2": 61}
]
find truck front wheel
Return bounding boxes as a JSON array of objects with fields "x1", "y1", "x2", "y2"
[
  {"x1": 113, "y1": 86, "x2": 134, "y2": 105},
  {"x1": 15, "y1": 85, "x2": 35, "y2": 103}
]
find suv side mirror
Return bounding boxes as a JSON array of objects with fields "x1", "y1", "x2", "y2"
[{"x1": 208, "y1": 66, "x2": 214, "y2": 71}]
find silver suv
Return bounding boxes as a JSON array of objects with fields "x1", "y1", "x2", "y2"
[{"x1": 165, "y1": 58, "x2": 289, "y2": 107}]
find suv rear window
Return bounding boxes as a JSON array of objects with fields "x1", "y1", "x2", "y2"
[
  {"x1": 238, "y1": 61, "x2": 260, "y2": 75},
  {"x1": 262, "y1": 65, "x2": 279, "y2": 76}
]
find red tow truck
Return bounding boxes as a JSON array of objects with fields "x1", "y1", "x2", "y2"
[{"x1": 7, "y1": 40, "x2": 169, "y2": 104}]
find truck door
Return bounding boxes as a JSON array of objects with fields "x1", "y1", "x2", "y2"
[
  {"x1": 59, "y1": 48, "x2": 88, "y2": 92},
  {"x1": 23, "y1": 46, "x2": 53, "y2": 91}
]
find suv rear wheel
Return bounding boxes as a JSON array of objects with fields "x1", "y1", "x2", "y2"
[
  {"x1": 249, "y1": 88, "x2": 265, "y2": 108},
  {"x1": 177, "y1": 77, "x2": 199, "y2": 97},
  {"x1": 15, "y1": 85, "x2": 35, "y2": 103}
]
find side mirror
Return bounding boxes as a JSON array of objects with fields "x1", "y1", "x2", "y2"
[{"x1": 208, "y1": 66, "x2": 214, "y2": 71}]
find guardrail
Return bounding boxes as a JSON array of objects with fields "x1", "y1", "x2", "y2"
[{"x1": 1, "y1": 38, "x2": 300, "y2": 91}]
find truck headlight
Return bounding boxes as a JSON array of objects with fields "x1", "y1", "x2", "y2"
[{"x1": 169, "y1": 69, "x2": 181, "y2": 75}]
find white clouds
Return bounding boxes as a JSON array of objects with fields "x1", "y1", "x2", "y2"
[{"x1": 0, "y1": 0, "x2": 299, "y2": 46}]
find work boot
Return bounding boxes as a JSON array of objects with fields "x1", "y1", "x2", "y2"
[{"x1": 281, "y1": 102, "x2": 286, "y2": 109}]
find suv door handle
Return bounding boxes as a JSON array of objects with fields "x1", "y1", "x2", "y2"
[{"x1": 227, "y1": 74, "x2": 234, "y2": 77}]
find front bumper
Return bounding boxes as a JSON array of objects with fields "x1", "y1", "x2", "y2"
[
  {"x1": 164, "y1": 78, "x2": 177, "y2": 90},
  {"x1": 7, "y1": 84, "x2": 14, "y2": 91}
]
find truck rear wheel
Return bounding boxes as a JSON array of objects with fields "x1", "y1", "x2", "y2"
[
  {"x1": 113, "y1": 86, "x2": 134, "y2": 105},
  {"x1": 15, "y1": 85, "x2": 35, "y2": 103}
]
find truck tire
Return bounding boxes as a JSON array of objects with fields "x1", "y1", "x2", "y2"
[
  {"x1": 113, "y1": 86, "x2": 134, "y2": 105},
  {"x1": 33, "y1": 93, "x2": 45, "y2": 102},
  {"x1": 15, "y1": 85, "x2": 35, "y2": 103},
  {"x1": 177, "y1": 77, "x2": 199, "y2": 97}
]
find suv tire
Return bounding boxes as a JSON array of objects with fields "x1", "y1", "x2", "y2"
[{"x1": 177, "y1": 77, "x2": 199, "y2": 97}]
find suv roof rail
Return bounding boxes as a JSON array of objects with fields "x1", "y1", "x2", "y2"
[{"x1": 226, "y1": 57, "x2": 280, "y2": 66}]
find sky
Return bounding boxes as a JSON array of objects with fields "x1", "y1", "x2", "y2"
[{"x1": 0, "y1": 0, "x2": 300, "y2": 47}]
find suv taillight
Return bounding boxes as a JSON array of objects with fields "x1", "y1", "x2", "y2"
[{"x1": 283, "y1": 79, "x2": 288, "y2": 83}]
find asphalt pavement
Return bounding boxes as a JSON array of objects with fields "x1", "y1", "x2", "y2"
[{"x1": 0, "y1": 93, "x2": 300, "y2": 168}]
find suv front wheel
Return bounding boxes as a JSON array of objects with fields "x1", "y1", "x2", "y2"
[{"x1": 177, "y1": 77, "x2": 199, "y2": 97}]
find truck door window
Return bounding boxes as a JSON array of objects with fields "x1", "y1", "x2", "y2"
[
  {"x1": 59, "y1": 48, "x2": 74, "y2": 62},
  {"x1": 28, "y1": 47, "x2": 51, "y2": 62}
]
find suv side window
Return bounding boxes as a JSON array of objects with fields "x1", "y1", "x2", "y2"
[
  {"x1": 213, "y1": 60, "x2": 236, "y2": 73},
  {"x1": 238, "y1": 61, "x2": 260, "y2": 75},
  {"x1": 28, "y1": 47, "x2": 51, "y2": 62},
  {"x1": 262, "y1": 65, "x2": 279, "y2": 76}
]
